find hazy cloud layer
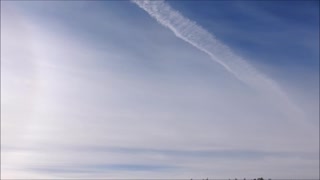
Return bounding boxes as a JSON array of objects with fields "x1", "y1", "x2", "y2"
[{"x1": 1, "y1": 1, "x2": 319, "y2": 179}]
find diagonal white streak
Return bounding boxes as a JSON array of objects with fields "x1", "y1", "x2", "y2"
[
  {"x1": 133, "y1": 0, "x2": 270, "y2": 87},
  {"x1": 132, "y1": 0, "x2": 308, "y2": 125}
]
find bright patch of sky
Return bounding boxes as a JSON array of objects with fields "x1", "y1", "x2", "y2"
[{"x1": 1, "y1": 0, "x2": 319, "y2": 179}]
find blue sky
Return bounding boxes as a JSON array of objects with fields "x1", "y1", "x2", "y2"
[{"x1": 1, "y1": 0, "x2": 319, "y2": 179}]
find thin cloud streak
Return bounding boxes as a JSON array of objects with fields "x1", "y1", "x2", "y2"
[
  {"x1": 132, "y1": 0, "x2": 273, "y2": 86},
  {"x1": 132, "y1": 0, "x2": 307, "y2": 125}
]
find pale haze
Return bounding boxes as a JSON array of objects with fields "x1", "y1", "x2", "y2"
[{"x1": 1, "y1": 0, "x2": 319, "y2": 179}]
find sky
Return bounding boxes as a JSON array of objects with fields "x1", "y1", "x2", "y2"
[{"x1": 1, "y1": 0, "x2": 319, "y2": 179}]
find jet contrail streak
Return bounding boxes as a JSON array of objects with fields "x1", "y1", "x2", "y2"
[
  {"x1": 133, "y1": 0, "x2": 269, "y2": 88},
  {"x1": 132, "y1": 0, "x2": 309, "y2": 126}
]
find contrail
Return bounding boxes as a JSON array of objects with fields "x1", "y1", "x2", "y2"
[
  {"x1": 132, "y1": 0, "x2": 309, "y2": 126},
  {"x1": 133, "y1": 0, "x2": 270, "y2": 88}
]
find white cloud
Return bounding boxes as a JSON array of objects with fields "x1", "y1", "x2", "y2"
[
  {"x1": 131, "y1": 0, "x2": 317, "y2": 132},
  {"x1": 1, "y1": 1, "x2": 318, "y2": 179}
]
